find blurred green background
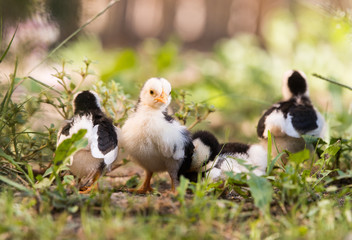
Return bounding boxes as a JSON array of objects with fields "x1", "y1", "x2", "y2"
[{"x1": 1, "y1": 0, "x2": 351, "y2": 142}]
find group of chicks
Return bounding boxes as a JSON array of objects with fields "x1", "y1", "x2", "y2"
[{"x1": 57, "y1": 70, "x2": 325, "y2": 194}]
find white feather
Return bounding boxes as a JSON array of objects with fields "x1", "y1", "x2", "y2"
[
  {"x1": 284, "y1": 114, "x2": 301, "y2": 138},
  {"x1": 207, "y1": 168, "x2": 222, "y2": 180},
  {"x1": 90, "y1": 125, "x2": 104, "y2": 158},
  {"x1": 247, "y1": 144, "x2": 267, "y2": 175},
  {"x1": 57, "y1": 115, "x2": 94, "y2": 147},
  {"x1": 206, "y1": 144, "x2": 267, "y2": 181},
  {"x1": 263, "y1": 110, "x2": 287, "y2": 138},
  {"x1": 102, "y1": 148, "x2": 118, "y2": 166},
  {"x1": 189, "y1": 138, "x2": 211, "y2": 171}
]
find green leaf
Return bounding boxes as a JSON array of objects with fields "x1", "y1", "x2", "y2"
[
  {"x1": 288, "y1": 149, "x2": 310, "y2": 164},
  {"x1": 53, "y1": 129, "x2": 88, "y2": 166},
  {"x1": 34, "y1": 177, "x2": 51, "y2": 189},
  {"x1": 247, "y1": 174, "x2": 273, "y2": 213},
  {"x1": 225, "y1": 171, "x2": 246, "y2": 184},
  {"x1": 322, "y1": 142, "x2": 341, "y2": 158},
  {"x1": 43, "y1": 166, "x2": 53, "y2": 177},
  {"x1": 125, "y1": 175, "x2": 139, "y2": 188},
  {"x1": 70, "y1": 82, "x2": 76, "y2": 91}
]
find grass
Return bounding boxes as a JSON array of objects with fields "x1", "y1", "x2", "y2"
[{"x1": 1, "y1": 1, "x2": 352, "y2": 239}]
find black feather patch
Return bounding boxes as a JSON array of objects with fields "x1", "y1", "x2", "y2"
[
  {"x1": 163, "y1": 111, "x2": 174, "y2": 123},
  {"x1": 60, "y1": 122, "x2": 71, "y2": 136},
  {"x1": 289, "y1": 105, "x2": 318, "y2": 133},
  {"x1": 177, "y1": 129, "x2": 195, "y2": 178},
  {"x1": 277, "y1": 99, "x2": 296, "y2": 117},
  {"x1": 74, "y1": 91, "x2": 100, "y2": 115},
  {"x1": 92, "y1": 111, "x2": 118, "y2": 155},
  {"x1": 219, "y1": 142, "x2": 250, "y2": 155},
  {"x1": 288, "y1": 71, "x2": 307, "y2": 96}
]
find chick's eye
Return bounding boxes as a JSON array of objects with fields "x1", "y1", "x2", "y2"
[{"x1": 150, "y1": 90, "x2": 154, "y2": 95}]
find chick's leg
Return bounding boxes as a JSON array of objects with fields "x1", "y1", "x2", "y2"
[
  {"x1": 168, "y1": 170, "x2": 179, "y2": 193},
  {"x1": 79, "y1": 170, "x2": 101, "y2": 194},
  {"x1": 129, "y1": 170, "x2": 154, "y2": 194}
]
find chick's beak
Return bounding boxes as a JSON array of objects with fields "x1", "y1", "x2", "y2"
[{"x1": 154, "y1": 90, "x2": 168, "y2": 104}]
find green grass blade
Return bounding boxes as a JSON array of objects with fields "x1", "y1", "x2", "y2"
[
  {"x1": 0, "y1": 26, "x2": 17, "y2": 63},
  {"x1": 0, "y1": 87, "x2": 10, "y2": 113},
  {"x1": 267, "y1": 152, "x2": 285, "y2": 175},
  {"x1": 313, "y1": 73, "x2": 352, "y2": 91},
  {"x1": 0, "y1": 175, "x2": 33, "y2": 195},
  {"x1": 27, "y1": 164, "x2": 35, "y2": 183},
  {"x1": 1, "y1": 58, "x2": 17, "y2": 115},
  {"x1": 266, "y1": 130, "x2": 272, "y2": 175},
  {"x1": 27, "y1": 76, "x2": 62, "y2": 94}
]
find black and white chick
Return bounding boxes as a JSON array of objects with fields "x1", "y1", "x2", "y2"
[
  {"x1": 57, "y1": 90, "x2": 119, "y2": 193},
  {"x1": 120, "y1": 78, "x2": 194, "y2": 193},
  {"x1": 256, "y1": 70, "x2": 325, "y2": 161},
  {"x1": 181, "y1": 131, "x2": 268, "y2": 182}
]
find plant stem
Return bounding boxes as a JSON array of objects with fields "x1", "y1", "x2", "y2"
[
  {"x1": 312, "y1": 73, "x2": 352, "y2": 91},
  {"x1": 187, "y1": 111, "x2": 211, "y2": 130},
  {"x1": 22, "y1": 144, "x2": 48, "y2": 160}
]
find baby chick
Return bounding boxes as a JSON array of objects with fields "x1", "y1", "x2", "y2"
[
  {"x1": 181, "y1": 131, "x2": 267, "y2": 182},
  {"x1": 257, "y1": 70, "x2": 325, "y2": 162},
  {"x1": 57, "y1": 90, "x2": 119, "y2": 193},
  {"x1": 121, "y1": 78, "x2": 194, "y2": 193}
]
